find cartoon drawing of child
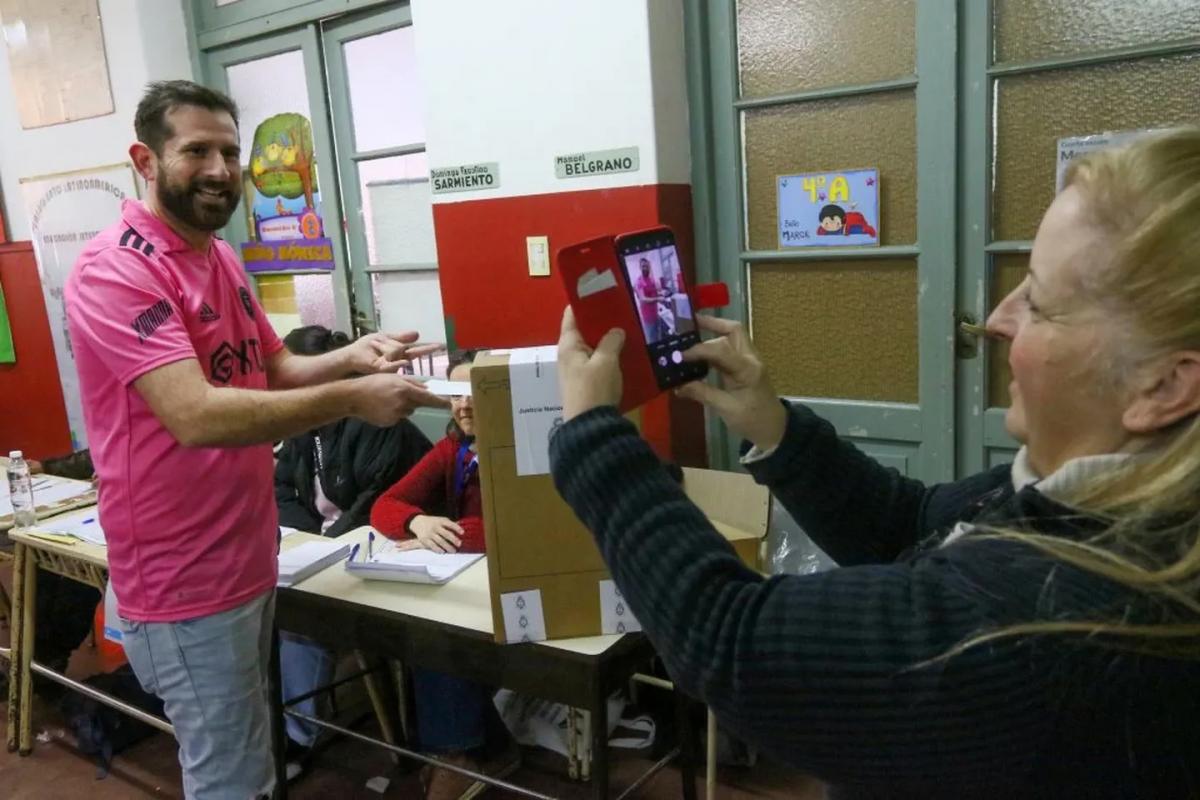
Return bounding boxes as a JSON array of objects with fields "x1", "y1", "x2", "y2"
[{"x1": 817, "y1": 204, "x2": 845, "y2": 235}]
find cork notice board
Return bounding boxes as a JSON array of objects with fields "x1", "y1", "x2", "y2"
[{"x1": 0, "y1": 0, "x2": 114, "y2": 129}]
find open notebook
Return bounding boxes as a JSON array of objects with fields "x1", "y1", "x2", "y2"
[{"x1": 345, "y1": 540, "x2": 482, "y2": 585}]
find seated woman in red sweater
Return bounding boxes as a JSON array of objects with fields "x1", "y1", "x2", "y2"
[{"x1": 371, "y1": 351, "x2": 517, "y2": 799}]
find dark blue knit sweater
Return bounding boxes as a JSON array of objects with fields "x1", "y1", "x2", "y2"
[{"x1": 549, "y1": 403, "x2": 1200, "y2": 799}]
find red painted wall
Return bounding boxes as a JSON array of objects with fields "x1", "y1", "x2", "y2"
[
  {"x1": 0, "y1": 242, "x2": 73, "y2": 459},
  {"x1": 433, "y1": 183, "x2": 695, "y2": 350},
  {"x1": 432, "y1": 183, "x2": 707, "y2": 466}
]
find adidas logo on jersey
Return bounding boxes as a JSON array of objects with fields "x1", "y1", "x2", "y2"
[
  {"x1": 118, "y1": 227, "x2": 156, "y2": 257},
  {"x1": 198, "y1": 302, "x2": 221, "y2": 323}
]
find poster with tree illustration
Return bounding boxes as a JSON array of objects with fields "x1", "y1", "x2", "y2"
[{"x1": 239, "y1": 112, "x2": 336, "y2": 272}]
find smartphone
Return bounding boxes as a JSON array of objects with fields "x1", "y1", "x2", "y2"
[{"x1": 614, "y1": 228, "x2": 708, "y2": 389}]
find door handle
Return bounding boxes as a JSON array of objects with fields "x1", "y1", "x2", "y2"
[{"x1": 955, "y1": 313, "x2": 987, "y2": 360}]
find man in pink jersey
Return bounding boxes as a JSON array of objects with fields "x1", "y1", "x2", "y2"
[{"x1": 64, "y1": 81, "x2": 447, "y2": 799}]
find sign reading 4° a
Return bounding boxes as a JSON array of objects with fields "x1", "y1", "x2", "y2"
[{"x1": 777, "y1": 168, "x2": 880, "y2": 248}]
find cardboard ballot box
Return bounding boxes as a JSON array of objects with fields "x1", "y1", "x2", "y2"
[{"x1": 472, "y1": 349, "x2": 770, "y2": 644}]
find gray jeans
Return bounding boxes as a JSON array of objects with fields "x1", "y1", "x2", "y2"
[{"x1": 118, "y1": 591, "x2": 275, "y2": 800}]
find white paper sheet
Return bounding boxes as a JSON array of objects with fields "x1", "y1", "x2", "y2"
[
  {"x1": 422, "y1": 379, "x2": 472, "y2": 397},
  {"x1": 39, "y1": 507, "x2": 106, "y2": 546},
  {"x1": 507, "y1": 346, "x2": 563, "y2": 476},
  {"x1": 31, "y1": 476, "x2": 94, "y2": 507},
  {"x1": 364, "y1": 544, "x2": 482, "y2": 582},
  {"x1": 278, "y1": 541, "x2": 350, "y2": 586},
  {"x1": 598, "y1": 579, "x2": 641, "y2": 634},
  {"x1": 500, "y1": 589, "x2": 547, "y2": 643}
]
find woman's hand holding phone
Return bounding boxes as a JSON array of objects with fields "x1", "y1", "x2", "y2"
[
  {"x1": 677, "y1": 315, "x2": 787, "y2": 451},
  {"x1": 557, "y1": 307, "x2": 627, "y2": 422}
]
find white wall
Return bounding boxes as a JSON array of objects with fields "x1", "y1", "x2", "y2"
[
  {"x1": 411, "y1": 0, "x2": 691, "y2": 203},
  {"x1": 0, "y1": 0, "x2": 192, "y2": 241}
]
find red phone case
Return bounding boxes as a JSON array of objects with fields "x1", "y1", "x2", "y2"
[
  {"x1": 558, "y1": 227, "x2": 728, "y2": 412},
  {"x1": 557, "y1": 234, "x2": 660, "y2": 412}
]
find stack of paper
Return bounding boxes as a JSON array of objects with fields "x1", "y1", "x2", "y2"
[
  {"x1": 346, "y1": 542, "x2": 482, "y2": 585},
  {"x1": 278, "y1": 541, "x2": 351, "y2": 587},
  {"x1": 36, "y1": 508, "x2": 106, "y2": 546}
]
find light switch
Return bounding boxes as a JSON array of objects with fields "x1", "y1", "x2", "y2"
[{"x1": 526, "y1": 235, "x2": 550, "y2": 277}]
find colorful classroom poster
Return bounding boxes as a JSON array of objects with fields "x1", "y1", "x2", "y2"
[
  {"x1": 21, "y1": 163, "x2": 140, "y2": 449},
  {"x1": 240, "y1": 112, "x2": 335, "y2": 272},
  {"x1": 777, "y1": 168, "x2": 880, "y2": 248}
]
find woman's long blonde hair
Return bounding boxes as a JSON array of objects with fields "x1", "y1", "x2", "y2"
[{"x1": 962, "y1": 128, "x2": 1200, "y2": 659}]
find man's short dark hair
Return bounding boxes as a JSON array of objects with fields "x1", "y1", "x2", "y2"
[
  {"x1": 134, "y1": 80, "x2": 240, "y2": 155},
  {"x1": 818, "y1": 204, "x2": 845, "y2": 222}
]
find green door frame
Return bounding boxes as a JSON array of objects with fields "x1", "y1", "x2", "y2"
[
  {"x1": 956, "y1": 0, "x2": 1200, "y2": 476},
  {"x1": 200, "y1": 26, "x2": 355, "y2": 333},
  {"x1": 322, "y1": 5, "x2": 434, "y2": 335},
  {"x1": 684, "y1": 0, "x2": 958, "y2": 481}
]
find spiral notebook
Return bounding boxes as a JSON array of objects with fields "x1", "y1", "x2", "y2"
[{"x1": 345, "y1": 539, "x2": 482, "y2": 585}]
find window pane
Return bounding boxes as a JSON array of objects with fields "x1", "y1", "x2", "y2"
[
  {"x1": 344, "y1": 26, "x2": 425, "y2": 151},
  {"x1": 371, "y1": 270, "x2": 446, "y2": 365},
  {"x1": 987, "y1": 253, "x2": 1025, "y2": 409},
  {"x1": 750, "y1": 260, "x2": 918, "y2": 403},
  {"x1": 743, "y1": 90, "x2": 916, "y2": 250},
  {"x1": 993, "y1": 0, "x2": 1200, "y2": 64},
  {"x1": 992, "y1": 54, "x2": 1200, "y2": 241},
  {"x1": 737, "y1": 0, "x2": 915, "y2": 98},
  {"x1": 359, "y1": 153, "x2": 436, "y2": 268},
  {"x1": 255, "y1": 274, "x2": 336, "y2": 339},
  {"x1": 225, "y1": 50, "x2": 312, "y2": 169}
]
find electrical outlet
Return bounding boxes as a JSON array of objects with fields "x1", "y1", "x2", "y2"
[{"x1": 526, "y1": 235, "x2": 550, "y2": 277}]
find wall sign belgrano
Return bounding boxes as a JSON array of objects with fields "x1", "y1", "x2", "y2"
[
  {"x1": 430, "y1": 163, "x2": 501, "y2": 194},
  {"x1": 555, "y1": 147, "x2": 640, "y2": 179}
]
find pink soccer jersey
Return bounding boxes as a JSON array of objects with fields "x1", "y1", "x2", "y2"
[{"x1": 65, "y1": 200, "x2": 285, "y2": 622}]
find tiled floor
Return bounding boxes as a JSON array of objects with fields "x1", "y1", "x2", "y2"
[{"x1": 1, "y1": 568, "x2": 824, "y2": 799}]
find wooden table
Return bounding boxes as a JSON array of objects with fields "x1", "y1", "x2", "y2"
[
  {"x1": 275, "y1": 526, "x2": 697, "y2": 799},
  {"x1": 4, "y1": 524, "x2": 698, "y2": 799},
  {"x1": 4, "y1": 521, "x2": 112, "y2": 754}
]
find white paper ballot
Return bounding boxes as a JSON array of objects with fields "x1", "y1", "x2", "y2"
[
  {"x1": 500, "y1": 589, "x2": 547, "y2": 644},
  {"x1": 599, "y1": 579, "x2": 642, "y2": 634},
  {"x1": 508, "y1": 346, "x2": 563, "y2": 476},
  {"x1": 423, "y1": 379, "x2": 472, "y2": 397},
  {"x1": 103, "y1": 582, "x2": 123, "y2": 644}
]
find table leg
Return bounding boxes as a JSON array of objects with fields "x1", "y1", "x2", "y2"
[
  {"x1": 674, "y1": 690, "x2": 698, "y2": 800},
  {"x1": 591, "y1": 685, "x2": 608, "y2": 800},
  {"x1": 17, "y1": 546, "x2": 36, "y2": 755},
  {"x1": 354, "y1": 650, "x2": 400, "y2": 764},
  {"x1": 6, "y1": 543, "x2": 25, "y2": 753},
  {"x1": 269, "y1": 625, "x2": 289, "y2": 800}
]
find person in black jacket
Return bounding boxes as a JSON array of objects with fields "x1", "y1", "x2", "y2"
[
  {"x1": 549, "y1": 128, "x2": 1200, "y2": 798},
  {"x1": 275, "y1": 325, "x2": 433, "y2": 773}
]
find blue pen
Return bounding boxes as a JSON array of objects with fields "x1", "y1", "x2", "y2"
[
  {"x1": 81, "y1": 518, "x2": 95, "y2": 525},
  {"x1": 368, "y1": 530, "x2": 375, "y2": 560},
  {"x1": 349, "y1": 543, "x2": 360, "y2": 563}
]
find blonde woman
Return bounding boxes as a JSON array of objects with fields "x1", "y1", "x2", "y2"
[{"x1": 550, "y1": 128, "x2": 1200, "y2": 798}]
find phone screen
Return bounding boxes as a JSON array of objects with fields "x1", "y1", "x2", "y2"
[{"x1": 617, "y1": 231, "x2": 707, "y2": 389}]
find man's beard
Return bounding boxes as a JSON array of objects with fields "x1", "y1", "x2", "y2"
[{"x1": 156, "y1": 166, "x2": 241, "y2": 232}]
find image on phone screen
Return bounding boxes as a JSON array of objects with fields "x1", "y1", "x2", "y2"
[{"x1": 618, "y1": 234, "x2": 707, "y2": 389}]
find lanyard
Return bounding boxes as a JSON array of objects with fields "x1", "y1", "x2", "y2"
[{"x1": 453, "y1": 441, "x2": 478, "y2": 499}]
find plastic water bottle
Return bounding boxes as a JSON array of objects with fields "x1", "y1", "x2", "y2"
[{"x1": 7, "y1": 450, "x2": 37, "y2": 531}]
